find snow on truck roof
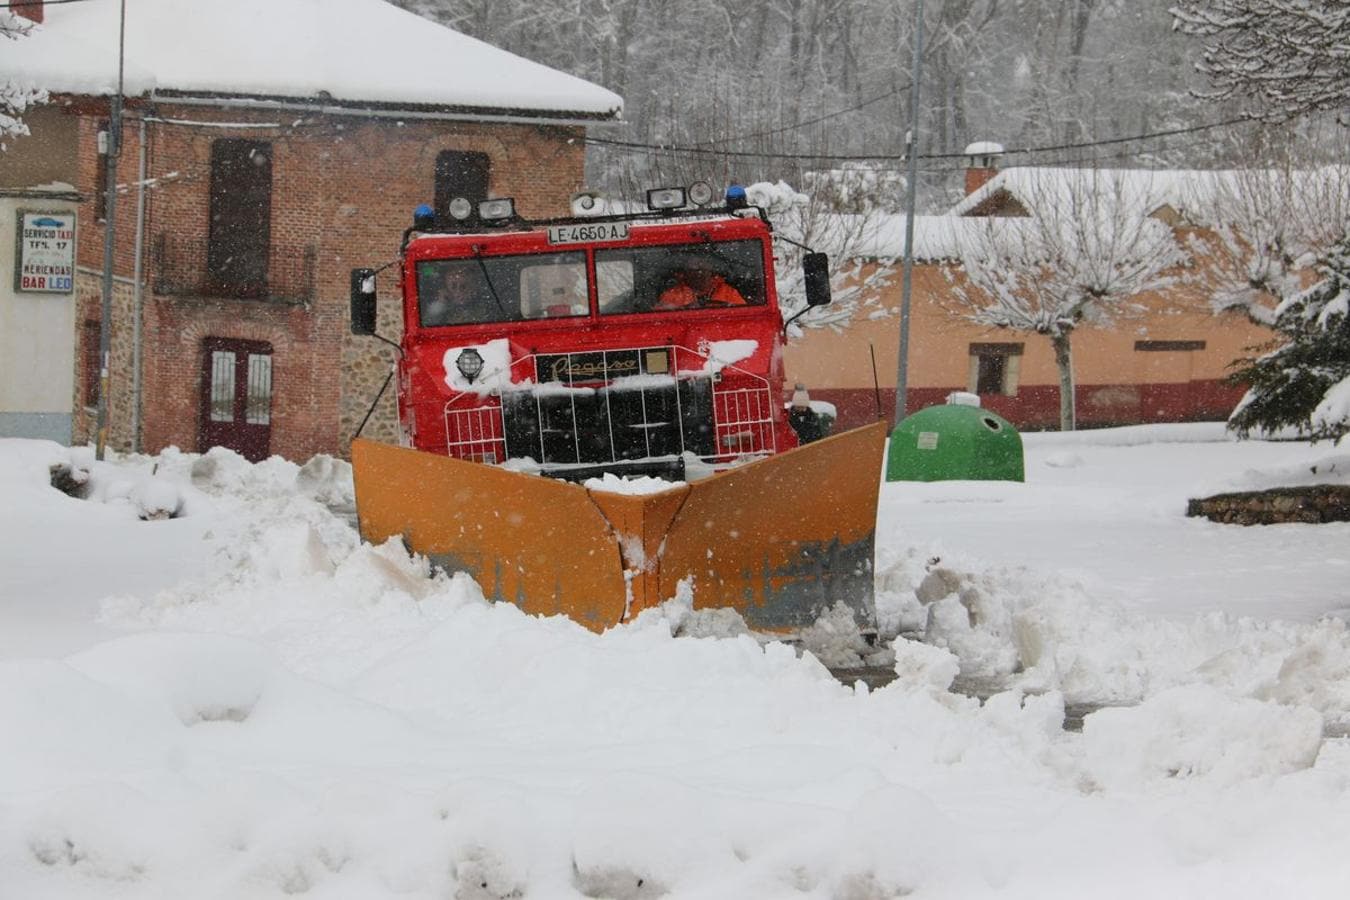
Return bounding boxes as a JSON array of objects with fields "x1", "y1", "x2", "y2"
[
  {"x1": 406, "y1": 211, "x2": 766, "y2": 246},
  {"x1": 2, "y1": 0, "x2": 622, "y2": 120}
]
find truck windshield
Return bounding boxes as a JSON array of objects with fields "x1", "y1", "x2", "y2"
[
  {"x1": 416, "y1": 251, "x2": 588, "y2": 327},
  {"x1": 595, "y1": 240, "x2": 767, "y2": 315}
]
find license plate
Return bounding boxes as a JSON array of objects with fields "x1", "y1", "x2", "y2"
[{"x1": 547, "y1": 222, "x2": 630, "y2": 245}]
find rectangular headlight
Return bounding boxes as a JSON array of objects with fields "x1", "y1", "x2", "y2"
[
  {"x1": 478, "y1": 198, "x2": 516, "y2": 221},
  {"x1": 646, "y1": 187, "x2": 686, "y2": 210}
]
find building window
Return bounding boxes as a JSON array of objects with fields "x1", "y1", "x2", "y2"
[
  {"x1": 83, "y1": 320, "x2": 101, "y2": 408},
  {"x1": 1135, "y1": 340, "x2": 1206, "y2": 352},
  {"x1": 434, "y1": 150, "x2": 491, "y2": 222},
  {"x1": 206, "y1": 349, "x2": 272, "y2": 424},
  {"x1": 208, "y1": 138, "x2": 272, "y2": 297},
  {"x1": 968, "y1": 342, "x2": 1023, "y2": 396}
]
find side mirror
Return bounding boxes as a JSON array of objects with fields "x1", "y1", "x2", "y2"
[
  {"x1": 803, "y1": 252, "x2": 832, "y2": 307},
  {"x1": 350, "y1": 267, "x2": 377, "y2": 335}
]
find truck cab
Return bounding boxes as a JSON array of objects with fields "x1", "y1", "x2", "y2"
[{"x1": 353, "y1": 185, "x2": 832, "y2": 481}]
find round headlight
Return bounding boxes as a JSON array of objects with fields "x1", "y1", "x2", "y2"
[
  {"x1": 688, "y1": 181, "x2": 714, "y2": 206},
  {"x1": 571, "y1": 191, "x2": 601, "y2": 215},
  {"x1": 455, "y1": 348, "x2": 485, "y2": 383},
  {"x1": 448, "y1": 197, "x2": 473, "y2": 221}
]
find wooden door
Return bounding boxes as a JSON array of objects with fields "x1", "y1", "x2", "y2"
[
  {"x1": 200, "y1": 338, "x2": 273, "y2": 461},
  {"x1": 208, "y1": 139, "x2": 272, "y2": 297}
]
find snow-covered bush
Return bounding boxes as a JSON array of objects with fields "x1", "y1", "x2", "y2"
[{"x1": 1229, "y1": 234, "x2": 1350, "y2": 443}]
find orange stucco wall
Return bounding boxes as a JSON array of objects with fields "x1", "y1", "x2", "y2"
[{"x1": 784, "y1": 256, "x2": 1275, "y2": 430}]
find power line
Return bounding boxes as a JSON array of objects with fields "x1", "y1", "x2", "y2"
[
  {"x1": 692, "y1": 84, "x2": 910, "y2": 149},
  {"x1": 586, "y1": 116, "x2": 1258, "y2": 166},
  {"x1": 0, "y1": 0, "x2": 99, "y2": 8},
  {"x1": 585, "y1": 135, "x2": 895, "y2": 163},
  {"x1": 918, "y1": 116, "x2": 1256, "y2": 159}
]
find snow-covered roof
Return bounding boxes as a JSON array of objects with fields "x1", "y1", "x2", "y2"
[
  {"x1": 811, "y1": 213, "x2": 1039, "y2": 262},
  {"x1": 949, "y1": 165, "x2": 1350, "y2": 227},
  {"x1": 962, "y1": 141, "x2": 1005, "y2": 156},
  {"x1": 1, "y1": 0, "x2": 623, "y2": 120},
  {"x1": 947, "y1": 167, "x2": 1229, "y2": 220}
]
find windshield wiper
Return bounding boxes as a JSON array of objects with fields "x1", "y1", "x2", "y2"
[{"x1": 473, "y1": 253, "x2": 511, "y2": 318}]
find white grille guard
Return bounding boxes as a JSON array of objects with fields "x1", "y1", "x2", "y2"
[{"x1": 441, "y1": 344, "x2": 777, "y2": 471}]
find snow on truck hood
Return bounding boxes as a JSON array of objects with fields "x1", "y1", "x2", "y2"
[{"x1": 442, "y1": 340, "x2": 761, "y2": 395}]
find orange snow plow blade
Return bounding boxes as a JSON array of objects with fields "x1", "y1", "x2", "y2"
[{"x1": 351, "y1": 421, "x2": 887, "y2": 633}]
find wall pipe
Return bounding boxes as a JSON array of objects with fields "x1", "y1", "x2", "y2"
[{"x1": 130, "y1": 115, "x2": 146, "y2": 453}]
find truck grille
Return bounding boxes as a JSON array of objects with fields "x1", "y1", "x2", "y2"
[{"x1": 442, "y1": 345, "x2": 775, "y2": 475}]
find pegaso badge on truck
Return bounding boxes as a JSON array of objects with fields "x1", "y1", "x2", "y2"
[{"x1": 547, "y1": 222, "x2": 630, "y2": 245}]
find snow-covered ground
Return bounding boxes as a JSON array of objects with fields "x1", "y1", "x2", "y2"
[{"x1": 2, "y1": 425, "x2": 1349, "y2": 899}]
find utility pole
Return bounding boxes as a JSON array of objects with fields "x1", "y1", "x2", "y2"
[
  {"x1": 95, "y1": 0, "x2": 126, "y2": 460},
  {"x1": 893, "y1": 0, "x2": 924, "y2": 427}
]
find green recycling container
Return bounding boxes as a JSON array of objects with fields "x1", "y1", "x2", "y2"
[{"x1": 885, "y1": 403, "x2": 1024, "y2": 482}]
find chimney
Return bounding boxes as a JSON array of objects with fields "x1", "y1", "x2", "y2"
[
  {"x1": 13, "y1": 1, "x2": 44, "y2": 23},
  {"x1": 963, "y1": 141, "x2": 1004, "y2": 196}
]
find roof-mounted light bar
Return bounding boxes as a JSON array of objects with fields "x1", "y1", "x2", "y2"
[
  {"x1": 447, "y1": 197, "x2": 473, "y2": 221},
  {"x1": 479, "y1": 198, "x2": 516, "y2": 222},
  {"x1": 646, "y1": 187, "x2": 686, "y2": 211},
  {"x1": 571, "y1": 189, "x2": 604, "y2": 216}
]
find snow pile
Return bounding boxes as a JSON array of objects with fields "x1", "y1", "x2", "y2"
[
  {"x1": 1313, "y1": 375, "x2": 1350, "y2": 440},
  {"x1": 4, "y1": 433, "x2": 1350, "y2": 897},
  {"x1": 1026, "y1": 420, "x2": 1233, "y2": 446},
  {"x1": 1213, "y1": 447, "x2": 1350, "y2": 490},
  {"x1": 0, "y1": 438, "x2": 81, "y2": 494},
  {"x1": 1082, "y1": 686, "x2": 1323, "y2": 789},
  {"x1": 584, "y1": 472, "x2": 682, "y2": 495},
  {"x1": 743, "y1": 180, "x2": 808, "y2": 215},
  {"x1": 887, "y1": 554, "x2": 1350, "y2": 731}
]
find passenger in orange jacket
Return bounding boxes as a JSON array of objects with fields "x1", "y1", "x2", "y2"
[{"x1": 656, "y1": 263, "x2": 747, "y2": 309}]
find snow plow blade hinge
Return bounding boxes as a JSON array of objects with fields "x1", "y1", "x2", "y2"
[{"x1": 350, "y1": 421, "x2": 887, "y2": 633}]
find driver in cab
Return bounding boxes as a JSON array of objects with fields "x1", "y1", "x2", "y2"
[
  {"x1": 655, "y1": 259, "x2": 747, "y2": 310},
  {"x1": 421, "y1": 262, "x2": 501, "y2": 326}
]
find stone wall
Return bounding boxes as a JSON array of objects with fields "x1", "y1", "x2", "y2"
[
  {"x1": 1186, "y1": 485, "x2": 1350, "y2": 525},
  {"x1": 73, "y1": 271, "x2": 136, "y2": 450}
]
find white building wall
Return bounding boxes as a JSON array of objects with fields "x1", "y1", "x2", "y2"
[{"x1": 0, "y1": 189, "x2": 80, "y2": 443}]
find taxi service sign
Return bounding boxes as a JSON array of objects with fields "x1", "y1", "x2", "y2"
[{"x1": 17, "y1": 211, "x2": 76, "y2": 294}]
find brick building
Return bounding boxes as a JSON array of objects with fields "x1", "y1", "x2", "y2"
[{"x1": 0, "y1": 0, "x2": 621, "y2": 460}]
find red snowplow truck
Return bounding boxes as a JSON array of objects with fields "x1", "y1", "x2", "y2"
[{"x1": 349, "y1": 184, "x2": 886, "y2": 633}]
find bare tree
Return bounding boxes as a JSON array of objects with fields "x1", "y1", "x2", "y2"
[
  {"x1": 1171, "y1": 0, "x2": 1350, "y2": 123},
  {"x1": 1188, "y1": 160, "x2": 1350, "y2": 325},
  {"x1": 1, "y1": 12, "x2": 46, "y2": 149},
  {"x1": 743, "y1": 177, "x2": 899, "y2": 332},
  {"x1": 1179, "y1": 149, "x2": 1350, "y2": 442},
  {"x1": 388, "y1": 0, "x2": 1282, "y2": 191},
  {"x1": 947, "y1": 170, "x2": 1187, "y2": 429}
]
